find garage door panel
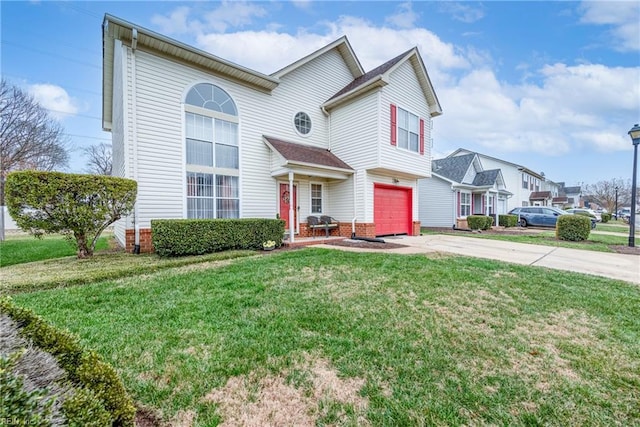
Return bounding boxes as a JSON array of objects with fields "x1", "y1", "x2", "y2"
[{"x1": 374, "y1": 184, "x2": 411, "y2": 236}]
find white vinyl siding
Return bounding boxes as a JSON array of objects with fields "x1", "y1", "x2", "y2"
[
  {"x1": 379, "y1": 61, "x2": 432, "y2": 177},
  {"x1": 418, "y1": 176, "x2": 454, "y2": 227}
]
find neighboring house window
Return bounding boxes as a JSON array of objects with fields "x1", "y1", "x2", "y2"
[
  {"x1": 460, "y1": 192, "x2": 471, "y2": 217},
  {"x1": 185, "y1": 83, "x2": 239, "y2": 219},
  {"x1": 294, "y1": 112, "x2": 312, "y2": 135},
  {"x1": 522, "y1": 201, "x2": 529, "y2": 207},
  {"x1": 522, "y1": 173, "x2": 528, "y2": 189},
  {"x1": 311, "y1": 183, "x2": 323, "y2": 214},
  {"x1": 397, "y1": 107, "x2": 420, "y2": 153}
]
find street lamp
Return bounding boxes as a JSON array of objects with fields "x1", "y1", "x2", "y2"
[{"x1": 628, "y1": 124, "x2": 640, "y2": 247}]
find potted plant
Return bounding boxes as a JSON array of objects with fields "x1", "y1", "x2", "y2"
[{"x1": 262, "y1": 240, "x2": 276, "y2": 251}]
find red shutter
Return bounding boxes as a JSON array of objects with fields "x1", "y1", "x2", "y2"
[
  {"x1": 457, "y1": 192, "x2": 461, "y2": 217},
  {"x1": 419, "y1": 118, "x2": 425, "y2": 155},
  {"x1": 390, "y1": 104, "x2": 397, "y2": 146}
]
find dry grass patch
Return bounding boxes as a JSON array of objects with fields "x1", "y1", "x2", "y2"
[{"x1": 203, "y1": 354, "x2": 368, "y2": 426}]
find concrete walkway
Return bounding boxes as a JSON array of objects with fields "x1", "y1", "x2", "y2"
[{"x1": 318, "y1": 234, "x2": 640, "y2": 284}]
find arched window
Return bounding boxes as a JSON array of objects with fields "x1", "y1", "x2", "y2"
[
  {"x1": 184, "y1": 83, "x2": 239, "y2": 219},
  {"x1": 185, "y1": 83, "x2": 237, "y2": 116}
]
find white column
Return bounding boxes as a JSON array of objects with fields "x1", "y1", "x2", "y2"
[{"x1": 288, "y1": 171, "x2": 294, "y2": 243}]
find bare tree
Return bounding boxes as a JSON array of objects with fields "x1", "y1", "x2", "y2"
[
  {"x1": 584, "y1": 178, "x2": 631, "y2": 214},
  {"x1": 83, "y1": 143, "x2": 112, "y2": 175},
  {"x1": 0, "y1": 78, "x2": 69, "y2": 240}
]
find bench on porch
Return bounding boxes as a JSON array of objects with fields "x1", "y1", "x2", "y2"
[{"x1": 307, "y1": 215, "x2": 339, "y2": 238}]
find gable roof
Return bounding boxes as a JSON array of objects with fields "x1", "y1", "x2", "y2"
[
  {"x1": 102, "y1": 14, "x2": 280, "y2": 130},
  {"x1": 263, "y1": 136, "x2": 353, "y2": 172},
  {"x1": 271, "y1": 36, "x2": 364, "y2": 79},
  {"x1": 449, "y1": 148, "x2": 545, "y2": 180},
  {"x1": 431, "y1": 153, "x2": 476, "y2": 183},
  {"x1": 322, "y1": 47, "x2": 442, "y2": 117},
  {"x1": 563, "y1": 186, "x2": 581, "y2": 194},
  {"x1": 472, "y1": 169, "x2": 500, "y2": 186},
  {"x1": 530, "y1": 191, "x2": 552, "y2": 200}
]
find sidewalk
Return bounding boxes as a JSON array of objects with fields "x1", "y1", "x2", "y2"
[{"x1": 319, "y1": 234, "x2": 640, "y2": 284}]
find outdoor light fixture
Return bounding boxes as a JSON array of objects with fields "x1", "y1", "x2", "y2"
[{"x1": 628, "y1": 124, "x2": 640, "y2": 247}]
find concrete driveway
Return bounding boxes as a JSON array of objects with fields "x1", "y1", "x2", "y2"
[{"x1": 322, "y1": 234, "x2": 640, "y2": 284}]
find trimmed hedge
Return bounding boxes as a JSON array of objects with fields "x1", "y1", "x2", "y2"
[
  {"x1": 467, "y1": 215, "x2": 494, "y2": 230},
  {"x1": 498, "y1": 214, "x2": 518, "y2": 228},
  {"x1": 0, "y1": 297, "x2": 136, "y2": 426},
  {"x1": 556, "y1": 215, "x2": 591, "y2": 241},
  {"x1": 601, "y1": 213, "x2": 611, "y2": 223},
  {"x1": 152, "y1": 218, "x2": 286, "y2": 257}
]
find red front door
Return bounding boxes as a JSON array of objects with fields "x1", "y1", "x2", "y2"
[
  {"x1": 374, "y1": 184, "x2": 412, "y2": 236},
  {"x1": 279, "y1": 183, "x2": 297, "y2": 230}
]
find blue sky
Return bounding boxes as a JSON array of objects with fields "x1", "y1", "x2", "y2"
[{"x1": 2, "y1": 1, "x2": 639, "y2": 188}]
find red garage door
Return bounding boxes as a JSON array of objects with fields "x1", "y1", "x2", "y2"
[{"x1": 374, "y1": 184, "x2": 412, "y2": 236}]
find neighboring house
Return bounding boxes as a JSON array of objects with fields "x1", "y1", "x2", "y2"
[
  {"x1": 445, "y1": 149, "x2": 553, "y2": 211},
  {"x1": 556, "y1": 182, "x2": 583, "y2": 208},
  {"x1": 102, "y1": 15, "x2": 442, "y2": 252},
  {"x1": 418, "y1": 153, "x2": 511, "y2": 227}
]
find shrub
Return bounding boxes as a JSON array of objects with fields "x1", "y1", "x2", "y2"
[
  {"x1": 467, "y1": 215, "x2": 493, "y2": 230},
  {"x1": 62, "y1": 387, "x2": 112, "y2": 427},
  {"x1": 152, "y1": 218, "x2": 286, "y2": 256},
  {"x1": 0, "y1": 350, "x2": 55, "y2": 426},
  {"x1": 601, "y1": 213, "x2": 611, "y2": 223},
  {"x1": 556, "y1": 215, "x2": 591, "y2": 241},
  {"x1": 0, "y1": 297, "x2": 136, "y2": 426},
  {"x1": 5, "y1": 171, "x2": 137, "y2": 258},
  {"x1": 498, "y1": 214, "x2": 518, "y2": 228}
]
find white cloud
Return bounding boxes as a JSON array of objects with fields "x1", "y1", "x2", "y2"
[
  {"x1": 385, "y1": 2, "x2": 419, "y2": 29},
  {"x1": 196, "y1": 14, "x2": 469, "y2": 78},
  {"x1": 28, "y1": 84, "x2": 79, "y2": 119},
  {"x1": 151, "y1": 1, "x2": 266, "y2": 35},
  {"x1": 438, "y1": 2, "x2": 485, "y2": 23},
  {"x1": 151, "y1": 4, "x2": 638, "y2": 159},
  {"x1": 579, "y1": 1, "x2": 640, "y2": 51}
]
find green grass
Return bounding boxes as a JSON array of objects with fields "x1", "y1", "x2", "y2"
[
  {"x1": 596, "y1": 223, "x2": 639, "y2": 234},
  {"x1": 1, "y1": 247, "x2": 257, "y2": 295},
  {"x1": 0, "y1": 234, "x2": 109, "y2": 267},
  {"x1": 11, "y1": 249, "x2": 640, "y2": 426},
  {"x1": 423, "y1": 228, "x2": 629, "y2": 252}
]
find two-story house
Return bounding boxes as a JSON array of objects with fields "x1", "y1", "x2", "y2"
[
  {"x1": 102, "y1": 15, "x2": 442, "y2": 252},
  {"x1": 418, "y1": 152, "x2": 511, "y2": 228}
]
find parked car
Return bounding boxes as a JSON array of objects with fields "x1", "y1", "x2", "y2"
[
  {"x1": 618, "y1": 207, "x2": 632, "y2": 220},
  {"x1": 565, "y1": 208, "x2": 601, "y2": 222},
  {"x1": 509, "y1": 206, "x2": 596, "y2": 229}
]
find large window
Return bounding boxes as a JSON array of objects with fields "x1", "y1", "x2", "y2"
[
  {"x1": 397, "y1": 107, "x2": 420, "y2": 153},
  {"x1": 460, "y1": 192, "x2": 471, "y2": 217},
  {"x1": 311, "y1": 183, "x2": 323, "y2": 214},
  {"x1": 185, "y1": 83, "x2": 239, "y2": 219}
]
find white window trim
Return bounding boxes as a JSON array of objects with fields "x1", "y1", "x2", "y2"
[
  {"x1": 183, "y1": 83, "x2": 240, "y2": 219},
  {"x1": 396, "y1": 105, "x2": 421, "y2": 154},
  {"x1": 309, "y1": 182, "x2": 324, "y2": 214},
  {"x1": 460, "y1": 191, "x2": 471, "y2": 218},
  {"x1": 292, "y1": 111, "x2": 313, "y2": 137}
]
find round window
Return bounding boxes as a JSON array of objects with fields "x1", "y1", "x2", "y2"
[{"x1": 294, "y1": 112, "x2": 312, "y2": 135}]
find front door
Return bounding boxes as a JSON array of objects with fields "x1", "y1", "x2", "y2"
[{"x1": 279, "y1": 183, "x2": 297, "y2": 231}]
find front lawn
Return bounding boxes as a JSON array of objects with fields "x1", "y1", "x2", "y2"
[
  {"x1": 12, "y1": 249, "x2": 640, "y2": 426},
  {"x1": 0, "y1": 234, "x2": 109, "y2": 267},
  {"x1": 423, "y1": 228, "x2": 630, "y2": 252}
]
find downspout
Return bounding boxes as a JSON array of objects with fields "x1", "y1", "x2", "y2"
[
  {"x1": 131, "y1": 28, "x2": 140, "y2": 254},
  {"x1": 288, "y1": 171, "x2": 294, "y2": 243},
  {"x1": 321, "y1": 106, "x2": 331, "y2": 151},
  {"x1": 352, "y1": 172, "x2": 357, "y2": 238}
]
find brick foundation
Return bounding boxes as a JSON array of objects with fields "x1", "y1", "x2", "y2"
[
  {"x1": 412, "y1": 221, "x2": 421, "y2": 236},
  {"x1": 297, "y1": 221, "x2": 377, "y2": 239},
  {"x1": 125, "y1": 228, "x2": 154, "y2": 253}
]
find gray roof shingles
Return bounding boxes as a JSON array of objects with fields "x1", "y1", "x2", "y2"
[
  {"x1": 431, "y1": 153, "x2": 475, "y2": 183},
  {"x1": 472, "y1": 169, "x2": 500, "y2": 186},
  {"x1": 264, "y1": 136, "x2": 353, "y2": 170},
  {"x1": 327, "y1": 48, "x2": 413, "y2": 102}
]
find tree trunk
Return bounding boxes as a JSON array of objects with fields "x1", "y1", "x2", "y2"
[{"x1": 75, "y1": 233, "x2": 93, "y2": 258}]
